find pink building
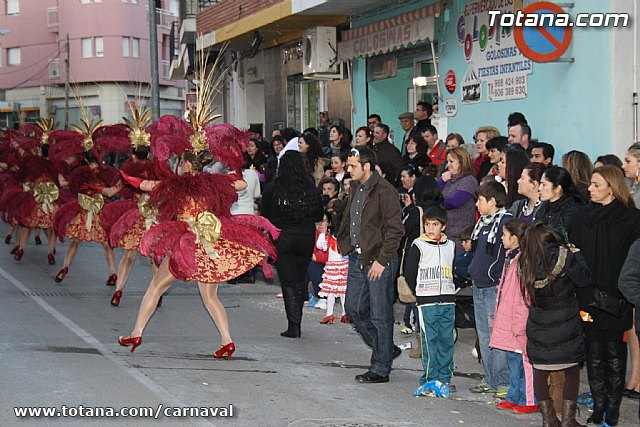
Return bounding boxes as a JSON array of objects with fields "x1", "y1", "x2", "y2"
[{"x1": 0, "y1": 0, "x2": 185, "y2": 128}]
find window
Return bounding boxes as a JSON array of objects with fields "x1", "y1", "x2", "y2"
[
  {"x1": 8, "y1": 47, "x2": 20, "y2": 66},
  {"x1": 122, "y1": 37, "x2": 139, "y2": 58},
  {"x1": 132, "y1": 38, "x2": 139, "y2": 58},
  {"x1": 95, "y1": 37, "x2": 104, "y2": 57},
  {"x1": 122, "y1": 37, "x2": 130, "y2": 57},
  {"x1": 7, "y1": 0, "x2": 19, "y2": 15},
  {"x1": 82, "y1": 37, "x2": 92, "y2": 58}
]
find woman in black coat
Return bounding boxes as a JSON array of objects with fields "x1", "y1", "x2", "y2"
[
  {"x1": 538, "y1": 166, "x2": 585, "y2": 244},
  {"x1": 261, "y1": 151, "x2": 323, "y2": 338},
  {"x1": 519, "y1": 222, "x2": 590, "y2": 426},
  {"x1": 569, "y1": 165, "x2": 640, "y2": 426}
]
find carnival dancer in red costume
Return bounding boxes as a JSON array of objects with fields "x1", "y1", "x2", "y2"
[
  {"x1": 97, "y1": 107, "x2": 159, "y2": 306},
  {"x1": 118, "y1": 105, "x2": 279, "y2": 358},
  {"x1": 0, "y1": 123, "x2": 46, "y2": 255},
  {"x1": 1, "y1": 118, "x2": 60, "y2": 263},
  {"x1": 52, "y1": 117, "x2": 121, "y2": 285}
]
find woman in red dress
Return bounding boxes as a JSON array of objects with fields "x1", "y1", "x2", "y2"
[
  {"x1": 97, "y1": 109, "x2": 159, "y2": 306},
  {"x1": 118, "y1": 116, "x2": 279, "y2": 359},
  {"x1": 52, "y1": 118, "x2": 121, "y2": 285}
]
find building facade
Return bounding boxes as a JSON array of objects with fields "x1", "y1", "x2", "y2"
[
  {"x1": 0, "y1": 0, "x2": 185, "y2": 128},
  {"x1": 194, "y1": 0, "x2": 638, "y2": 161}
]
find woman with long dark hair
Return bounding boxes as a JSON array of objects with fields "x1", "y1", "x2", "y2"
[
  {"x1": 519, "y1": 222, "x2": 589, "y2": 426},
  {"x1": 497, "y1": 148, "x2": 529, "y2": 208},
  {"x1": 298, "y1": 132, "x2": 330, "y2": 186},
  {"x1": 562, "y1": 150, "x2": 592, "y2": 201},
  {"x1": 569, "y1": 165, "x2": 640, "y2": 426},
  {"x1": 261, "y1": 151, "x2": 323, "y2": 338},
  {"x1": 329, "y1": 125, "x2": 352, "y2": 158},
  {"x1": 538, "y1": 166, "x2": 585, "y2": 244}
]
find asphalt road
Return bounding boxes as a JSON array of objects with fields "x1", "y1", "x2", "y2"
[{"x1": 0, "y1": 226, "x2": 638, "y2": 426}]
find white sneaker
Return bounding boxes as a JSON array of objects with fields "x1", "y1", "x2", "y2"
[
  {"x1": 315, "y1": 299, "x2": 327, "y2": 310},
  {"x1": 276, "y1": 292, "x2": 283, "y2": 298}
]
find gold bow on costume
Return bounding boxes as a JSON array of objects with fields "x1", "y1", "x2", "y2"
[
  {"x1": 137, "y1": 193, "x2": 157, "y2": 230},
  {"x1": 33, "y1": 182, "x2": 59, "y2": 214},
  {"x1": 184, "y1": 211, "x2": 222, "y2": 260},
  {"x1": 78, "y1": 193, "x2": 104, "y2": 232}
]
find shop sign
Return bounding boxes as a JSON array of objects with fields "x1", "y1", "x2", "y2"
[
  {"x1": 487, "y1": 74, "x2": 527, "y2": 102},
  {"x1": 444, "y1": 98, "x2": 458, "y2": 117},
  {"x1": 458, "y1": 0, "x2": 531, "y2": 102},
  {"x1": 461, "y1": 65, "x2": 481, "y2": 104},
  {"x1": 445, "y1": 70, "x2": 456, "y2": 94}
]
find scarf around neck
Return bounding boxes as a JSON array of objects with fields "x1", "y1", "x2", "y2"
[{"x1": 471, "y1": 207, "x2": 508, "y2": 245}]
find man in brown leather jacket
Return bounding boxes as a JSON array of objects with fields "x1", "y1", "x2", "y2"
[{"x1": 337, "y1": 147, "x2": 405, "y2": 383}]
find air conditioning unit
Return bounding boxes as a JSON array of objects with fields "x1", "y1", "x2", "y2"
[
  {"x1": 302, "y1": 27, "x2": 337, "y2": 76},
  {"x1": 49, "y1": 59, "x2": 60, "y2": 79}
]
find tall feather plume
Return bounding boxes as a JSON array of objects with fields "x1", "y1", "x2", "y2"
[
  {"x1": 35, "y1": 117, "x2": 59, "y2": 146},
  {"x1": 69, "y1": 85, "x2": 103, "y2": 153}
]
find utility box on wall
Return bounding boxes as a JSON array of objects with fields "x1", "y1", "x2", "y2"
[{"x1": 303, "y1": 27, "x2": 338, "y2": 76}]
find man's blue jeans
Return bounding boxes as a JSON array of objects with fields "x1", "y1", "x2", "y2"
[
  {"x1": 473, "y1": 285, "x2": 509, "y2": 389},
  {"x1": 345, "y1": 253, "x2": 398, "y2": 377}
]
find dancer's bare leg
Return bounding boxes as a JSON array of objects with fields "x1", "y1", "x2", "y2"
[
  {"x1": 101, "y1": 242, "x2": 116, "y2": 275},
  {"x1": 129, "y1": 257, "x2": 176, "y2": 337},
  {"x1": 62, "y1": 239, "x2": 80, "y2": 268},
  {"x1": 18, "y1": 227, "x2": 30, "y2": 250},
  {"x1": 151, "y1": 259, "x2": 159, "y2": 276},
  {"x1": 198, "y1": 282, "x2": 232, "y2": 346},
  {"x1": 45, "y1": 227, "x2": 56, "y2": 254},
  {"x1": 115, "y1": 250, "x2": 137, "y2": 292}
]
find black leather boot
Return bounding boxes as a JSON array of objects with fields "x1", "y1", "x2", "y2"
[
  {"x1": 604, "y1": 337, "x2": 627, "y2": 426},
  {"x1": 585, "y1": 333, "x2": 607, "y2": 425},
  {"x1": 280, "y1": 287, "x2": 301, "y2": 338}
]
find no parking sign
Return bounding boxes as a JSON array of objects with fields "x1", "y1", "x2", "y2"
[{"x1": 514, "y1": 2, "x2": 573, "y2": 63}]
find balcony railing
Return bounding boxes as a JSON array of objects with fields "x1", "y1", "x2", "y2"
[{"x1": 156, "y1": 8, "x2": 175, "y2": 30}]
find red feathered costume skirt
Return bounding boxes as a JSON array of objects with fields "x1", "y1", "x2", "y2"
[
  {"x1": 140, "y1": 219, "x2": 264, "y2": 283},
  {"x1": 54, "y1": 194, "x2": 108, "y2": 243},
  {"x1": 0, "y1": 182, "x2": 58, "y2": 229},
  {"x1": 100, "y1": 199, "x2": 150, "y2": 251}
]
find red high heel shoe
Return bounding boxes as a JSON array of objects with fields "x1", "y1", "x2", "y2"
[
  {"x1": 320, "y1": 315, "x2": 335, "y2": 324},
  {"x1": 54, "y1": 267, "x2": 68, "y2": 283},
  {"x1": 340, "y1": 315, "x2": 349, "y2": 323},
  {"x1": 213, "y1": 342, "x2": 235, "y2": 360},
  {"x1": 111, "y1": 290, "x2": 122, "y2": 306},
  {"x1": 4, "y1": 234, "x2": 11, "y2": 244},
  {"x1": 106, "y1": 273, "x2": 117, "y2": 286},
  {"x1": 48, "y1": 253, "x2": 55, "y2": 265},
  {"x1": 118, "y1": 336, "x2": 142, "y2": 353},
  {"x1": 34, "y1": 235, "x2": 42, "y2": 245},
  {"x1": 9, "y1": 245, "x2": 19, "y2": 255},
  {"x1": 14, "y1": 249, "x2": 23, "y2": 261}
]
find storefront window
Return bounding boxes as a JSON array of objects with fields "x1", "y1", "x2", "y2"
[{"x1": 413, "y1": 57, "x2": 439, "y2": 106}]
